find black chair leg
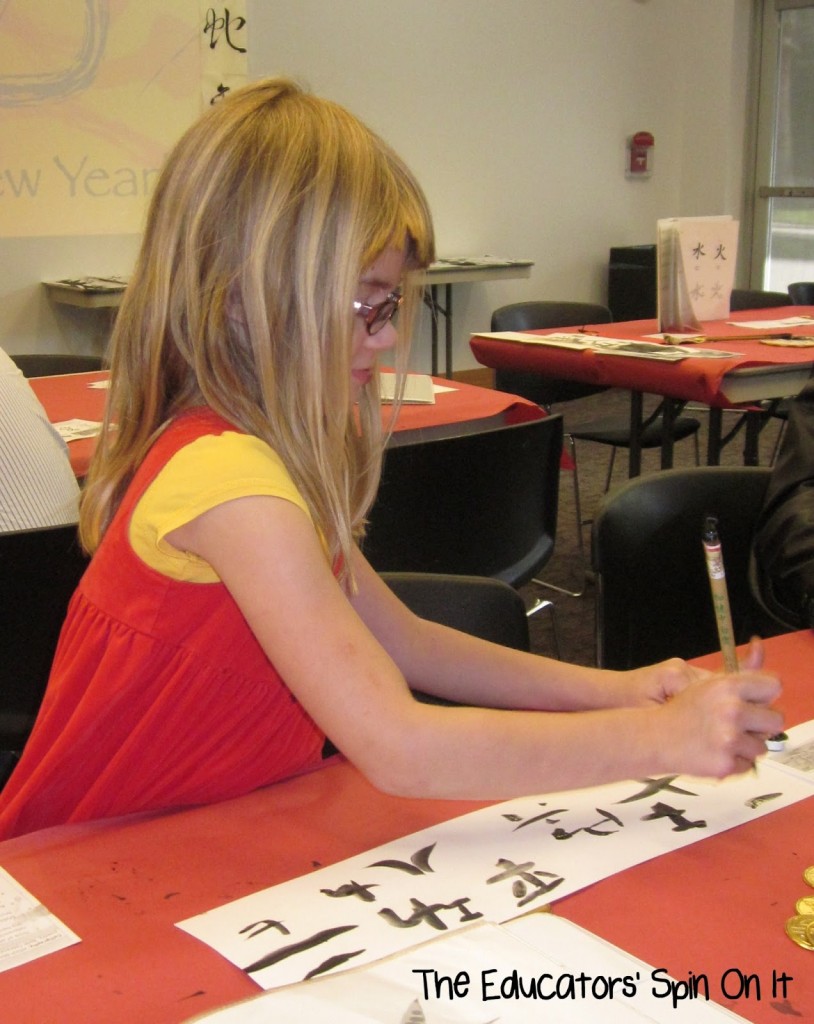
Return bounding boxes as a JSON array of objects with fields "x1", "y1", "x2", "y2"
[
  {"x1": 533, "y1": 435, "x2": 589, "y2": 599},
  {"x1": 525, "y1": 595, "x2": 561, "y2": 659}
]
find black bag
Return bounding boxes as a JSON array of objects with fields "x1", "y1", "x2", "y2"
[{"x1": 752, "y1": 381, "x2": 814, "y2": 631}]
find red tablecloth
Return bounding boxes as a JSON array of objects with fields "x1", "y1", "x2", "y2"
[
  {"x1": 0, "y1": 630, "x2": 811, "y2": 1023},
  {"x1": 29, "y1": 370, "x2": 108, "y2": 478},
  {"x1": 559, "y1": 632, "x2": 814, "y2": 1024},
  {"x1": 470, "y1": 306, "x2": 814, "y2": 406},
  {"x1": 31, "y1": 372, "x2": 543, "y2": 478}
]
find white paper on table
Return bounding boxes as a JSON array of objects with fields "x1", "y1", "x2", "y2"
[
  {"x1": 380, "y1": 374, "x2": 436, "y2": 404},
  {"x1": 474, "y1": 331, "x2": 596, "y2": 350},
  {"x1": 729, "y1": 317, "x2": 814, "y2": 329},
  {"x1": 592, "y1": 340, "x2": 738, "y2": 361},
  {"x1": 87, "y1": 379, "x2": 110, "y2": 389},
  {"x1": 177, "y1": 722, "x2": 814, "y2": 993},
  {"x1": 52, "y1": 418, "x2": 102, "y2": 441},
  {"x1": 768, "y1": 736, "x2": 814, "y2": 779},
  {"x1": 473, "y1": 332, "x2": 738, "y2": 361},
  {"x1": 0, "y1": 866, "x2": 80, "y2": 973},
  {"x1": 184, "y1": 915, "x2": 749, "y2": 1024}
]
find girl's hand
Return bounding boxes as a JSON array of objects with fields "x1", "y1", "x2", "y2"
[
  {"x1": 655, "y1": 666, "x2": 783, "y2": 779},
  {"x1": 623, "y1": 636, "x2": 766, "y2": 707}
]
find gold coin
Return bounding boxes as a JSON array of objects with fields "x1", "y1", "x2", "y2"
[
  {"x1": 796, "y1": 895, "x2": 814, "y2": 916},
  {"x1": 805, "y1": 866, "x2": 814, "y2": 889},
  {"x1": 785, "y1": 915, "x2": 814, "y2": 951}
]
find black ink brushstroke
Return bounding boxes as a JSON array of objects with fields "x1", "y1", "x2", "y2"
[
  {"x1": 319, "y1": 880, "x2": 378, "y2": 902},
  {"x1": 746, "y1": 792, "x2": 783, "y2": 808},
  {"x1": 239, "y1": 919, "x2": 290, "y2": 939},
  {"x1": 642, "y1": 801, "x2": 706, "y2": 831},
  {"x1": 368, "y1": 843, "x2": 436, "y2": 875},
  {"x1": 303, "y1": 948, "x2": 366, "y2": 980},
  {"x1": 617, "y1": 776, "x2": 697, "y2": 802},
  {"x1": 244, "y1": 924, "x2": 357, "y2": 974},
  {"x1": 507, "y1": 805, "x2": 568, "y2": 831}
]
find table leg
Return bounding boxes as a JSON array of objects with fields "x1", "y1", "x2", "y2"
[
  {"x1": 743, "y1": 410, "x2": 763, "y2": 466},
  {"x1": 628, "y1": 391, "x2": 643, "y2": 477},
  {"x1": 423, "y1": 284, "x2": 454, "y2": 379},
  {"x1": 659, "y1": 399, "x2": 678, "y2": 469},
  {"x1": 444, "y1": 284, "x2": 453, "y2": 380},
  {"x1": 427, "y1": 285, "x2": 439, "y2": 377},
  {"x1": 707, "y1": 407, "x2": 723, "y2": 465},
  {"x1": 708, "y1": 407, "x2": 765, "y2": 466}
]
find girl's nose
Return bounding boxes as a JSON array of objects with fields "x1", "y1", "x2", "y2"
[{"x1": 366, "y1": 321, "x2": 397, "y2": 351}]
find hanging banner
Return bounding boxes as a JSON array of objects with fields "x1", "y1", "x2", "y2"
[{"x1": 0, "y1": 1, "x2": 248, "y2": 238}]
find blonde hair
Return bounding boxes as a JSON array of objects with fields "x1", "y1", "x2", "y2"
[{"x1": 80, "y1": 78, "x2": 435, "y2": 581}]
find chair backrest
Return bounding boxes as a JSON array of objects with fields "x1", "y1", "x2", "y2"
[
  {"x1": 490, "y1": 301, "x2": 612, "y2": 406},
  {"x1": 788, "y1": 281, "x2": 814, "y2": 305},
  {"x1": 592, "y1": 466, "x2": 775, "y2": 670},
  {"x1": 380, "y1": 571, "x2": 530, "y2": 707},
  {"x1": 729, "y1": 288, "x2": 790, "y2": 312},
  {"x1": 381, "y1": 572, "x2": 530, "y2": 651},
  {"x1": 0, "y1": 525, "x2": 90, "y2": 749},
  {"x1": 363, "y1": 414, "x2": 563, "y2": 588},
  {"x1": 10, "y1": 353, "x2": 104, "y2": 378}
]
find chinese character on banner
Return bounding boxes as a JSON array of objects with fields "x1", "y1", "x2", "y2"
[{"x1": 199, "y1": 2, "x2": 248, "y2": 108}]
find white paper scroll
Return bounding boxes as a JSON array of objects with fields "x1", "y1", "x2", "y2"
[{"x1": 178, "y1": 722, "x2": 814, "y2": 993}]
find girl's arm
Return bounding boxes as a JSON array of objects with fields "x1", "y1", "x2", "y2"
[
  {"x1": 348, "y1": 545, "x2": 701, "y2": 713},
  {"x1": 168, "y1": 495, "x2": 783, "y2": 801}
]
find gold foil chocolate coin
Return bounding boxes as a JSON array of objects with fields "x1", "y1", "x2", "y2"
[
  {"x1": 805, "y1": 866, "x2": 814, "y2": 889},
  {"x1": 796, "y1": 895, "x2": 814, "y2": 916},
  {"x1": 785, "y1": 915, "x2": 814, "y2": 951}
]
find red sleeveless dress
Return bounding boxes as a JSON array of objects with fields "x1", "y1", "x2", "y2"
[{"x1": 0, "y1": 408, "x2": 326, "y2": 839}]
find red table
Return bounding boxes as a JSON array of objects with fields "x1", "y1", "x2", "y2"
[
  {"x1": 0, "y1": 629, "x2": 811, "y2": 1024},
  {"x1": 470, "y1": 306, "x2": 814, "y2": 474},
  {"x1": 31, "y1": 372, "x2": 542, "y2": 479}
]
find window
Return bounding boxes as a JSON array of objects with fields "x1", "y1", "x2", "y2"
[{"x1": 751, "y1": 0, "x2": 814, "y2": 290}]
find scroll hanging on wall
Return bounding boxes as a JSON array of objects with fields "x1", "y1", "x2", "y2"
[{"x1": 199, "y1": 1, "x2": 248, "y2": 108}]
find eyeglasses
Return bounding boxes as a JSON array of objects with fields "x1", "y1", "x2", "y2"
[{"x1": 353, "y1": 291, "x2": 403, "y2": 335}]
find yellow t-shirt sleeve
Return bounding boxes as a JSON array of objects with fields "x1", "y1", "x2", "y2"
[{"x1": 129, "y1": 432, "x2": 312, "y2": 583}]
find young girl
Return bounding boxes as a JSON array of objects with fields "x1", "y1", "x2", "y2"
[{"x1": 0, "y1": 79, "x2": 782, "y2": 839}]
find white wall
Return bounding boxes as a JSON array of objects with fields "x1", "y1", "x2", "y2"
[
  {"x1": 245, "y1": 0, "x2": 755, "y2": 372},
  {"x1": 0, "y1": 234, "x2": 141, "y2": 359},
  {"x1": 0, "y1": 0, "x2": 755, "y2": 371}
]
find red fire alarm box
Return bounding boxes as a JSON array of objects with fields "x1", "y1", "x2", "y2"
[{"x1": 626, "y1": 131, "x2": 654, "y2": 178}]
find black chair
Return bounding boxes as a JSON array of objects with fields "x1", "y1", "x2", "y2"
[
  {"x1": 0, "y1": 525, "x2": 90, "y2": 785},
  {"x1": 788, "y1": 282, "x2": 814, "y2": 305},
  {"x1": 10, "y1": 353, "x2": 104, "y2": 377},
  {"x1": 381, "y1": 572, "x2": 530, "y2": 651},
  {"x1": 729, "y1": 288, "x2": 790, "y2": 311},
  {"x1": 363, "y1": 415, "x2": 564, "y2": 656},
  {"x1": 490, "y1": 301, "x2": 701, "y2": 593},
  {"x1": 591, "y1": 466, "x2": 778, "y2": 670},
  {"x1": 381, "y1": 572, "x2": 529, "y2": 707},
  {"x1": 490, "y1": 301, "x2": 613, "y2": 409}
]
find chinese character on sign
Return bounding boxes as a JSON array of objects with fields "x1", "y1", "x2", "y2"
[
  {"x1": 209, "y1": 83, "x2": 231, "y2": 105},
  {"x1": 203, "y1": 7, "x2": 247, "y2": 52}
]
